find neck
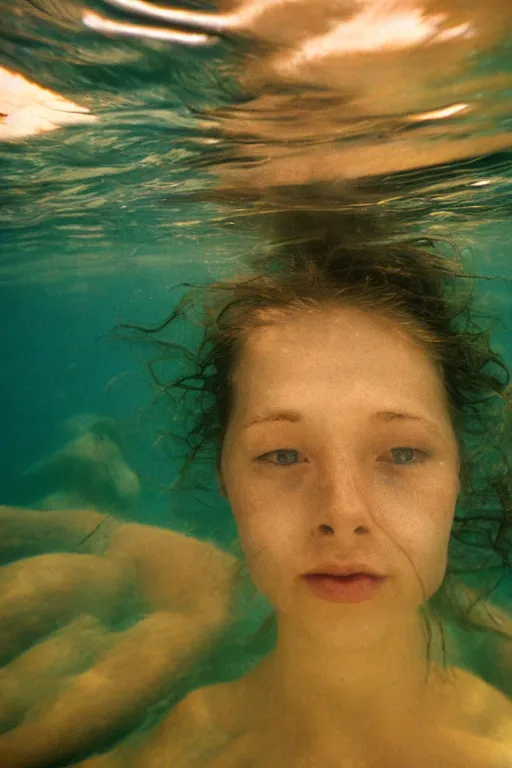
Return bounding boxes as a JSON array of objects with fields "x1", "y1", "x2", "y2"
[{"x1": 247, "y1": 607, "x2": 446, "y2": 759}]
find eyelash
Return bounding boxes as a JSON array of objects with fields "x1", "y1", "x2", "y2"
[{"x1": 255, "y1": 447, "x2": 431, "y2": 468}]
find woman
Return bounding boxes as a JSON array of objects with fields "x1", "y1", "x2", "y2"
[{"x1": 0, "y1": 227, "x2": 511, "y2": 767}]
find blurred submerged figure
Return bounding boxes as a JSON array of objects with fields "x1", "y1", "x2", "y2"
[{"x1": 18, "y1": 414, "x2": 140, "y2": 518}]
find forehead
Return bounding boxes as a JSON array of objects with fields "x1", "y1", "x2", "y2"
[{"x1": 233, "y1": 306, "x2": 449, "y2": 418}]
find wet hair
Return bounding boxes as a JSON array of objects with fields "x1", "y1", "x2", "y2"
[{"x1": 119, "y1": 207, "x2": 511, "y2": 667}]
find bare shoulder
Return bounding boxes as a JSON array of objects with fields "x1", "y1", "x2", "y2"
[
  {"x1": 161, "y1": 686, "x2": 219, "y2": 733},
  {"x1": 113, "y1": 685, "x2": 235, "y2": 768},
  {"x1": 76, "y1": 689, "x2": 230, "y2": 768},
  {"x1": 444, "y1": 666, "x2": 512, "y2": 746},
  {"x1": 177, "y1": 679, "x2": 246, "y2": 735}
]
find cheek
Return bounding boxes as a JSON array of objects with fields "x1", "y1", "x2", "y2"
[
  {"x1": 386, "y1": 473, "x2": 457, "y2": 599},
  {"x1": 230, "y1": 486, "x2": 301, "y2": 599},
  {"x1": 412, "y1": 515, "x2": 452, "y2": 599}
]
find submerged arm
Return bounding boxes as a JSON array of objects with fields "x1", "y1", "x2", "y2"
[{"x1": 0, "y1": 506, "x2": 241, "y2": 767}]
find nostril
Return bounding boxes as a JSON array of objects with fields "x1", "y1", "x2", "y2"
[
  {"x1": 318, "y1": 524, "x2": 334, "y2": 534},
  {"x1": 354, "y1": 525, "x2": 370, "y2": 535}
]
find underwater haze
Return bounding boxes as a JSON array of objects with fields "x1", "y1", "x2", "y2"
[
  {"x1": 0, "y1": 4, "x2": 512, "y2": 763},
  {"x1": 2, "y1": 0, "x2": 512, "y2": 532}
]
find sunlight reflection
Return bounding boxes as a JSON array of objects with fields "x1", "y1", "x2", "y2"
[{"x1": 0, "y1": 67, "x2": 97, "y2": 141}]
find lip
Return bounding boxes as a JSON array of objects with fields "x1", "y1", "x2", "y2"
[
  {"x1": 304, "y1": 562, "x2": 385, "y2": 579},
  {"x1": 303, "y1": 573, "x2": 386, "y2": 603}
]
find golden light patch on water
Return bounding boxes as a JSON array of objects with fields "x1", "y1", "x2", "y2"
[{"x1": 0, "y1": 66, "x2": 97, "y2": 141}]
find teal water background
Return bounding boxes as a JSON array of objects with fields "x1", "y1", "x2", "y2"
[
  {"x1": 1, "y1": 3, "x2": 512, "y2": 749},
  {"x1": 2, "y1": 0, "x2": 512, "y2": 537}
]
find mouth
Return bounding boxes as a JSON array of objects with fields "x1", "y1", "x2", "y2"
[
  {"x1": 302, "y1": 571, "x2": 387, "y2": 603},
  {"x1": 304, "y1": 564, "x2": 385, "y2": 579},
  {"x1": 305, "y1": 574, "x2": 383, "y2": 584}
]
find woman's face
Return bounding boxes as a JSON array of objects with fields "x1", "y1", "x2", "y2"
[{"x1": 220, "y1": 305, "x2": 461, "y2": 621}]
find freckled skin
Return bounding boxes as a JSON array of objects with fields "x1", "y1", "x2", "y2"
[{"x1": 221, "y1": 306, "x2": 460, "y2": 624}]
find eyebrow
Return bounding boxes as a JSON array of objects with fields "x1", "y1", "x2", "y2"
[{"x1": 242, "y1": 409, "x2": 443, "y2": 435}]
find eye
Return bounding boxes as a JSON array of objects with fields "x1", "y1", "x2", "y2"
[
  {"x1": 255, "y1": 449, "x2": 304, "y2": 467},
  {"x1": 255, "y1": 447, "x2": 430, "y2": 468},
  {"x1": 388, "y1": 447, "x2": 430, "y2": 466}
]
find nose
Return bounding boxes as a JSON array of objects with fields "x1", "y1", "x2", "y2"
[{"x1": 312, "y1": 461, "x2": 374, "y2": 537}]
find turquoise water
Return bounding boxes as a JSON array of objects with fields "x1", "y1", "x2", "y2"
[
  {"x1": 1, "y1": 1, "x2": 512, "y2": 764},
  {"x1": 2, "y1": 0, "x2": 512, "y2": 525}
]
